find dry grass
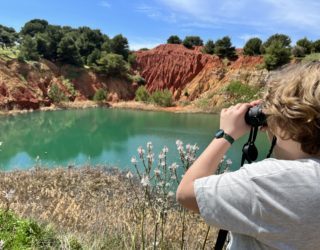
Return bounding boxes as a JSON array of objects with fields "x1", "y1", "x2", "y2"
[{"x1": 0, "y1": 166, "x2": 218, "y2": 249}]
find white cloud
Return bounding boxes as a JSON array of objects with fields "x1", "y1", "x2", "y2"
[
  {"x1": 135, "y1": 4, "x2": 177, "y2": 23},
  {"x1": 99, "y1": 1, "x2": 111, "y2": 8},
  {"x1": 154, "y1": 0, "x2": 320, "y2": 34}
]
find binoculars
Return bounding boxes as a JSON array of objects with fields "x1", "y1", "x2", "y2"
[{"x1": 245, "y1": 104, "x2": 267, "y2": 127}]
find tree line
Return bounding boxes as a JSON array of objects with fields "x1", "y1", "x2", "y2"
[
  {"x1": 0, "y1": 19, "x2": 132, "y2": 76},
  {"x1": 167, "y1": 34, "x2": 320, "y2": 70}
]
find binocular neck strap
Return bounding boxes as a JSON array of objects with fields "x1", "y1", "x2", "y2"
[{"x1": 266, "y1": 136, "x2": 277, "y2": 158}]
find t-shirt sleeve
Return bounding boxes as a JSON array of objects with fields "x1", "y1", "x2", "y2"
[{"x1": 194, "y1": 168, "x2": 261, "y2": 236}]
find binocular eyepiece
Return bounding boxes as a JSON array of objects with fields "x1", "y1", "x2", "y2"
[{"x1": 245, "y1": 104, "x2": 267, "y2": 127}]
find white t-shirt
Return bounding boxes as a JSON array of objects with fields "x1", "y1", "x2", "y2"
[{"x1": 194, "y1": 158, "x2": 320, "y2": 250}]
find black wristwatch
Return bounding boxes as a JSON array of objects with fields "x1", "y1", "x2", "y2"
[{"x1": 214, "y1": 129, "x2": 235, "y2": 144}]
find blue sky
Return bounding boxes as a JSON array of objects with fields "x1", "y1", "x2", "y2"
[{"x1": 1, "y1": 0, "x2": 320, "y2": 50}]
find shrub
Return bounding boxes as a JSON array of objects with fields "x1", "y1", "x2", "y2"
[
  {"x1": 302, "y1": 53, "x2": 320, "y2": 62},
  {"x1": 214, "y1": 36, "x2": 237, "y2": 59},
  {"x1": 223, "y1": 80, "x2": 260, "y2": 104},
  {"x1": 296, "y1": 37, "x2": 312, "y2": 55},
  {"x1": 167, "y1": 35, "x2": 182, "y2": 44},
  {"x1": 183, "y1": 36, "x2": 203, "y2": 49},
  {"x1": 312, "y1": 40, "x2": 320, "y2": 53},
  {"x1": 93, "y1": 89, "x2": 107, "y2": 102},
  {"x1": 202, "y1": 40, "x2": 215, "y2": 54},
  {"x1": 61, "y1": 77, "x2": 77, "y2": 98},
  {"x1": 135, "y1": 86, "x2": 150, "y2": 102},
  {"x1": 150, "y1": 89, "x2": 173, "y2": 107},
  {"x1": 48, "y1": 83, "x2": 67, "y2": 103},
  {"x1": 132, "y1": 74, "x2": 146, "y2": 85},
  {"x1": 291, "y1": 46, "x2": 306, "y2": 58},
  {"x1": 243, "y1": 38, "x2": 262, "y2": 56},
  {"x1": 0, "y1": 210, "x2": 61, "y2": 249},
  {"x1": 263, "y1": 41, "x2": 291, "y2": 70},
  {"x1": 95, "y1": 52, "x2": 128, "y2": 76}
]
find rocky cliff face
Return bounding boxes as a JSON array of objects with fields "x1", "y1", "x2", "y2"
[
  {"x1": 0, "y1": 59, "x2": 134, "y2": 110},
  {"x1": 135, "y1": 44, "x2": 269, "y2": 102}
]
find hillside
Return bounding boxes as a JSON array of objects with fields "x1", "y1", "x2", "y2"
[
  {"x1": 0, "y1": 44, "x2": 270, "y2": 112},
  {"x1": 135, "y1": 44, "x2": 268, "y2": 107}
]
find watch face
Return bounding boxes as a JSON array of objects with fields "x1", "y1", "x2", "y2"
[{"x1": 215, "y1": 129, "x2": 224, "y2": 138}]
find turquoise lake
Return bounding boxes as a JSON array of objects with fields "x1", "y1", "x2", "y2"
[{"x1": 0, "y1": 108, "x2": 270, "y2": 171}]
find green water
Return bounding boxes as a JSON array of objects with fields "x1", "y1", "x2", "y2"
[{"x1": 0, "y1": 108, "x2": 270, "y2": 171}]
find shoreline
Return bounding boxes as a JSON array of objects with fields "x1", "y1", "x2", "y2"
[{"x1": 0, "y1": 100, "x2": 218, "y2": 116}]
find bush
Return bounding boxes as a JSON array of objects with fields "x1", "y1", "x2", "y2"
[
  {"x1": 135, "y1": 86, "x2": 150, "y2": 102},
  {"x1": 296, "y1": 37, "x2": 312, "y2": 55},
  {"x1": 183, "y1": 36, "x2": 203, "y2": 49},
  {"x1": 132, "y1": 74, "x2": 146, "y2": 85},
  {"x1": 95, "y1": 52, "x2": 128, "y2": 76},
  {"x1": 291, "y1": 46, "x2": 306, "y2": 58},
  {"x1": 214, "y1": 36, "x2": 237, "y2": 59},
  {"x1": 48, "y1": 83, "x2": 67, "y2": 103},
  {"x1": 93, "y1": 89, "x2": 107, "y2": 102},
  {"x1": 223, "y1": 80, "x2": 260, "y2": 104},
  {"x1": 243, "y1": 38, "x2": 262, "y2": 56},
  {"x1": 264, "y1": 41, "x2": 291, "y2": 70},
  {"x1": 150, "y1": 89, "x2": 173, "y2": 107},
  {"x1": 312, "y1": 40, "x2": 320, "y2": 53},
  {"x1": 0, "y1": 210, "x2": 61, "y2": 249},
  {"x1": 302, "y1": 53, "x2": 320, "y2": 63},
  {"x1": 167, "y1": 35, "x2": 182, "y2": 44},
  {"x1": 202, "y1": 40, "x2": 215, "y2": 54}
]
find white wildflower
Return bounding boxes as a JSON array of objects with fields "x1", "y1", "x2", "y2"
[
  {"x1": 131, "y1": 157, "x2": 137, "y2": 164},
  {"x1": 126, "y1": 171, "x2": 133, "y2": 179},
  {"x1": 162, "y1": 146, "x2": 169, "y2": 153},
  {"x1": 226, "y1": 159, "x2": 233, "y2": 165},
  {"x1": 137, "y1": 146, "x2": 145, "y2": 156},
  {"x1": 167, "y1": 191, "x2": 175, "y2": 197},
  {"x1": 147, "y1": 141, "x2": 153, "y2": 150},
  {"x1": 186, "y1": 144, "x2": 191, "y2": 151},
  {"x1": 160, "y1": 161, "x2": 166, "y2": 167},
  {"x1": 169, "y1": 162, "x2": 179, "y2": 171},
  {"x1": 3, "y1": 189, "x2": 15, "y2": 201},
  {"x1": 158, "y1": 152, "x2": 165, "y2": 160},
  {"x1": 165, "y1": 183, "x2": 171, "y2": 187},
  {"x1": 141, "y1": 175, "x2": 150, "y2": 187},
  {"x1": 171, "y1": 175, "x2": 176, "y2": 180},
  {"x1": 176, "y1": 139, "x2": 183, "y2": 147},
  {"x1": 154, "y1": 168, "x2": 161, "y2": 176},
  {"x1": 192, "y1": 144, "x2": 199, "y2": 151}
]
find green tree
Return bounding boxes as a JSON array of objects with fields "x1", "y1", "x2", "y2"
[
  {"x1": 87, "y1": 49, "x2": 101, "y2": 66},
  {"x1": 95, "y1": 52, "x2": 128, "y2": 76},
  {"x1": 109, "y1": 34, "x2": 129, "y2": 60},
  {"x1": 57, "y1": 33, "x2": 83, "y2": 66},
  {"x1": 296, "y1": 37, "x2": 313, "y2": 54},
  {"x1": 0, "y1": 25, "x2": 18, "y2": 48},
  {"x1": 183, "y1": 36, "x2": 203, "y2": 49},
  {"x1": 20, "y1": 19, "x2": 49, "y2": 37},
  {"x1": 135, "y1": 86, "x2": 150, "y2": 102},
  {"x1": 76, "y1": 27, "x2": 105, "y2": 64},
  {"x1": 243, "y1": 37, "x2": 262, "y2": 56},
  {"x1": 291, "y1": 46, "x2": 306, "y2": 58},
  {"x1": 18, "y1": 35, "x2": 39, "y2": 61},
  {"x1": 263, "y1": 33, "x2": 291, "y2": 49},
  {"x1": 313, "y1": 40, "x2": 320, "y2": 53},
  {"x1": 214, "y1": 36, "x2": 237, "y2": 58},
  {"x1": 264, "y1": 40, "x2": 291, "y2": 70},
  {"x1": 167, "y1": 35, "x2": 182, "y2": 44},
  {"x1": 203, "y1": 40, "x2": 215, "y2": 54}
]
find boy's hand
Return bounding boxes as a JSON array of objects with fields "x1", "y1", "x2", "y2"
[{"x1": 220, "y1": 103, "x2": 253, "y2": 140}]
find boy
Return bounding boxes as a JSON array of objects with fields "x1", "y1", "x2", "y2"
[{"x1": 176, "y1": 62, "x2": 320, "y2": 249}]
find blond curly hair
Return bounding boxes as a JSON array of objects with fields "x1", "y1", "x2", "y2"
[{"x1": 263, "y1": 62, "x2": 320, "y2": 155}]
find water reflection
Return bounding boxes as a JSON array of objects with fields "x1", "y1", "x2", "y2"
[{"x1": 0, "y1": 108, "x2": 269, "y2": 171}]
